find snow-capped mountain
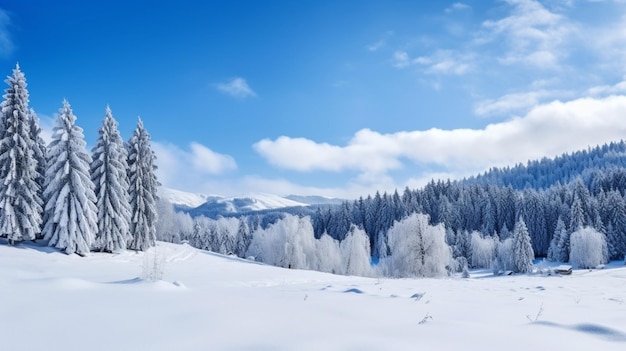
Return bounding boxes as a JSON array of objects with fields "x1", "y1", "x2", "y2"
[
  {"x1": 159, "y1": 188, "x2": 218, "y2": 208},
  {"x1": 210, "y1": 193, "x2": 308, "y2": 213},
  {"x1": 285, "y1": 194, "x2": 344, "y2": 206},
  {"x1": 160, "y1": 188, "x2": 342, "y2": 217}
]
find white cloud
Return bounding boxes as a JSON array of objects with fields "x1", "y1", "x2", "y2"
[
  {"x1": 445, "y1": 2, "x2": 471, "y2": 13},
  {"x1": 393, "y1": 50, "x2": 472, "y2": 75},
  {"x1": 216, "y1": 77, "x2": 257, "y2": 98},
  {"x1": 392, "y1": 51, "x2": 411, "y2": 68},
  {"x1": 480, "y1": 0, "x2": 574, "y2": 69},
  {"x1": 583, "y1": 13, "x2": 626, "y2": 76},
  {"x1": 152, "y1": 141, "x2": 237, "y2": 192},
  {"x1": 366, "y1": 40, "x2": 385, "y2": 52},
  {"x1": 255, "y1": 95, "x2": 626, "y2": 180},
  {"x1": 0, "y1": 9, "x2": 13, "y2": 58},
  {"x1": 254, "y1": 131, "x2": 402, "y2": 173},
  {"x1": 587, "y1": 79, "x2": 626, "y2": 96},
  {"x1": 474, "y1": 89, "x2": 570, "y2": 116}
]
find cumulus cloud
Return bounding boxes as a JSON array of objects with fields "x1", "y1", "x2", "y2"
[
  {"x1": 255, "y1": 95, "x2": 626, "y2": 177},
  {"x1": 0, "y1": 9, "x2": 14, "y2": 58},
  {"x1": 152, "y1": 141, "x2": 237, "y2": 192},
  {"x1": 216, "y1": 77, "x2": 257, "y2": 98}
]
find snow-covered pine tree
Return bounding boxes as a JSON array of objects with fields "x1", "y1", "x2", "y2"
[
  {"x1": 28, "y1": 109, "x2": 47, "y2": 221},
  {"x1": 127, "y1": 118, "x2": 159, "y2": 251},
  {"x1": 547, "y1": 217, "x2": 567, "y2": 262},
  {"x1": 43, "y1": 100, "x2": 98, "y2": 255},
  {"x1": 91, "y1": 106, "x2": 131, "y2": 252},
  {"x1": 234, "y1": 217, "x2": 251, "y2": 258},
  {"x1": 0, "y1": 64, "x2": 43, "y2": 243},
  {"x1": 512, "y1": 217, "x2": 534, "y2": 273}
]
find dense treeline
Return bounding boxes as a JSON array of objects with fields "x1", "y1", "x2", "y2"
[{"x1": 313, "y1": 152, "x2": 626, "y2": 264}]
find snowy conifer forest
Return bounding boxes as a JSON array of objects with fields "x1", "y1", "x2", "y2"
[{"x1": 0, "y1": 64, "x2": 159, "y2": 255}]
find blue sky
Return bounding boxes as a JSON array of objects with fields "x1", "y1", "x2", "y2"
[{"x1": 3, "y1": 0, "x2": 626, "y2": 199}]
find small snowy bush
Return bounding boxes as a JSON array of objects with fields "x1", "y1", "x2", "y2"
[
  {"x1": 470, "y1": 232, "x2": 496, "y2": 268},
  {"x1": 569, "y1": 227, "x2": 607, "y2": 269},
  {"x1": 492, "y1": 238, "x2": 515, "y2": 274},
  {"x1": 142, "y1": 246, "x2": 166, "y2": 281}
]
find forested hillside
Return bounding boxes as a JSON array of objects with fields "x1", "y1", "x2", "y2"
[
  {"x1": 159, "y1": 140, "x2": 626, "y2": 276},
  {"x1": 312, "y1": 142, "x2": 626, "y2": 262},
  {"x1": 465, "y1": 141, "x2": 626, "y2": 190}
]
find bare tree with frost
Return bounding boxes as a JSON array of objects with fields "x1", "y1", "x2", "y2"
[{"x1": 43, "y1": 100, "x2": 97, "y2": 255}]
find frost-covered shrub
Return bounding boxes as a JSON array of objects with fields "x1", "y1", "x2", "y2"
[
  {"x1": 340, "y1": 226, "x2": 372, "y2": 277},
  {"x1": 382, "y1": 213, "x2": 452, "y2": 278},
  {"x1": 569, "y1": 227, "x2": 608, "y2": 269},
  {"x1": 470, "y1": 231, "x2": 497, "y2": 268},
  {"x1": 247, "y1": 214, "x2": 317, "y2": 269},
  {"x1": 315, "y1": 233, "x2": 342, "y2": 274},
  {"x1": 142, "y1": 246, "x2": 166, "y2": 281},
  {"x1": 492, "y1": 238, "x2": 515, "y2": 273}
]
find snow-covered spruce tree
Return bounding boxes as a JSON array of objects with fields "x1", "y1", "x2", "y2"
[
  {"x1": 43, "y1": 100, "x2": 97, "y2": 255},
  {"x1": 0, "y1": 64, "x2": 43, "y2": 244},
  {"x1": 28, "y1": 109, "x2": 48, "y2": 229},
  {"x1": 512, "y1": 217, "x2": 534, "y2": 273},
  {"x1": 91, "y1": 107, "x2": 131, "y2": 252},
  {"x1": 547, "y1": 217, "x2": 567, "y2": 262},
  {"x1": 127, "y1": 118, "x2": 159, "y2": 251}
]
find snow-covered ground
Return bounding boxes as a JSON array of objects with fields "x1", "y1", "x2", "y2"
[{"x1": 1, "y1": 240, "x2": 626, "y2": 351}]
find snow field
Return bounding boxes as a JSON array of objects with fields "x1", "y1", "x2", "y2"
[{"x1": 1, "y1": 240, "x2": 626, "y2": 350}]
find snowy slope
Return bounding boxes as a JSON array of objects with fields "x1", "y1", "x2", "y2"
[
  {"x1": 2, "y1": 240, "x2": 626, "y2": 351},
  {"x1": 215, "y1": 192, "x2": 308, "y2": 212},
  {"x1": 285, "y1": 194, "x2": 344, "y2": 206},
  {"x1": 189, "y1": 192, "x2": 310, "y2": 218},
  {"x1": 159, "y1": 187, "x2": 217, "y2": 208}
]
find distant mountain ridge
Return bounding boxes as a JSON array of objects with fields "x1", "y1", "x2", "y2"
[{"x1": 159, "y1": 188, "x2": 344, "y2": 218}]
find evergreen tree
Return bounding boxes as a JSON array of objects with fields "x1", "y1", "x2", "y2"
[
  {"x1": 512, "y1": 217, "x2": 534, "y2": 273},
  {"x1": 127, "y1": 118, "x2": 159, "y2": 251},
  {"x1": 603, "y1": 190, "x2": 626, "y2": 260},
  {"x1": 547, "y1": 217, "x2": 566, "y2": 262},
  {"x1": 28, "y1": 109, "x2": 47, "y2": 236},
  {"x1": 91, "y1": 107, "x2": 131, "y2": 252},
  {"x1": 234, "y1": 217, "x2": 251, "y2": 257},
  {"x1": 521, "y1": 189, "x2": 548, "y2": 256},
  {"x1": 43, "y1": 100, "x2": 97, "y2": 255},
  {"x1": 0, "y1": 64, "x2": 43, "y2": 243},
  {"x1": 569, "y1": 195, "x2": 585, "y2": 232}
]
